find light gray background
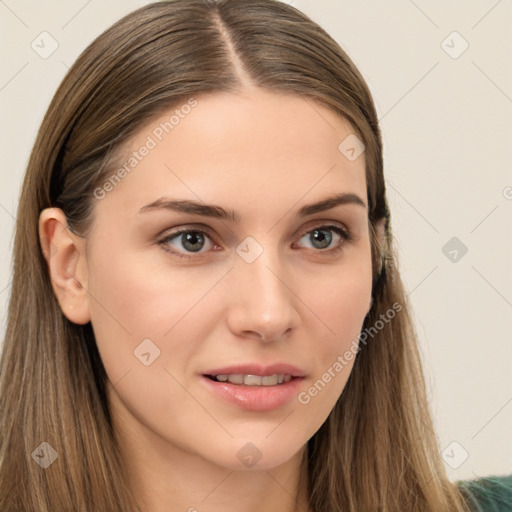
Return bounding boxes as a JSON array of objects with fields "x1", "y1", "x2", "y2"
[{"x1": 1, "y1": 0, "x2": 511, "y2": 482}]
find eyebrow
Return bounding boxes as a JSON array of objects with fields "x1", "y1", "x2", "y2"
[{"x1": 137, "y1": 192, "x2": 367, "y2": 222}]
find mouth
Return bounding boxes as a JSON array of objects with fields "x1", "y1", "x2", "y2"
[
  {"x1": 199, "y1": 364, "x2": 306, "y2": 411},
  {"x1": 204, "y1": 373, "x2": 295, "y2": 386}
]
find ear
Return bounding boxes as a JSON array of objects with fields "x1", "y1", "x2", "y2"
[
  {"x1": 38, "y1": 208, "x2": 91, "y2": 325},
  {"x1": 375, "y1": 217, "x2": 386, "y2": 252},
  {"x1": 375, "y1": 216, "x2": 387, "y2": 275},
  {"x1": 367, "y1": 217, "x2": 387, "y2": 314}
]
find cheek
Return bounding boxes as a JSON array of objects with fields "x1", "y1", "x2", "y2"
[
  {"x1": 307, "y1": 254, "x2": 373, "y2": 341},
  {"x1": 85, "y1": 252, "x2": 225, "y2": 442},
  {"x1": 299, "y1": 253, "x2": 372, "y2": 403},
  {"x1": 86, "y1": 246, "x2": 228, "y2": 382}
]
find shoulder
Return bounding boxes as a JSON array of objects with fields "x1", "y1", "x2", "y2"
[{"x1": 456, "y1": 474, "x2": 512, "y2": 512}]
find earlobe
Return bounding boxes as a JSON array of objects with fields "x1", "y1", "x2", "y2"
[{"x1": 38, "y1": 208, "x2": 91, "y2": 325}]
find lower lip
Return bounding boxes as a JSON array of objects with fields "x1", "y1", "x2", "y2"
[{"x1": 200, "y1": 375, "x2": 304, "y2": 411}]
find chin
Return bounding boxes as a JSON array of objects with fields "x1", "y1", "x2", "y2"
[{"x1": 204, "y1": 437, "x2": 307, "y2": 472}]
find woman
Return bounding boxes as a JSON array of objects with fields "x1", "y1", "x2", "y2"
[{"x1": 0, "y1": 1, "x2": 510, "y2": 510}]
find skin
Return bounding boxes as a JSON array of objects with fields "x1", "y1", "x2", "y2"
[{"x1": 40, "y1": 87, "x2": 384, "y2": 512}]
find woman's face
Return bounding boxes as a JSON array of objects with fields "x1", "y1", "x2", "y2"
[{"x1": 69, "y1": 88, "x2": 374, "y2": 471}]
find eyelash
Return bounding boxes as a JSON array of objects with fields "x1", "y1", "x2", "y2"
[{"x1": 158, "y1": 224, "x2": 354, "y2": 260}]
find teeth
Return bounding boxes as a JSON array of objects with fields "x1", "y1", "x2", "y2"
[
  {"x1": 212, "y1": 374, "x2": 293, "y2": 386},
  {"x1": 230, "y1": 374, "x2": 245, "y2": 384}
]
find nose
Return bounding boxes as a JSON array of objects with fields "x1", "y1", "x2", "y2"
[{"x1": 225, "y1": 243, "x2": 301, "y2": 342}]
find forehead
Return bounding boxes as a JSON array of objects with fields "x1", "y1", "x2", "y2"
[{"x1": 94, "y1": 89, "x2": 367, "y2": 223}]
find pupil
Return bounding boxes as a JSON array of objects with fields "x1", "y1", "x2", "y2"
[
  {"x1": 183, "y1": 232, "x2": 204, "y2": 252},
  {"x1": 312, "y1": 229, "x2": 331, "y2": 249}
]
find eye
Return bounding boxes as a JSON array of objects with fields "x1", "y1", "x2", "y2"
[
  {"x1": 159, "y1": 224, "x2": 353, "y2": 260},
  {"x1": 295, "y1": 224, "x2": 352, "y2": 253},
  {"x1": 159, "y1": 229, "x2": 215, "y2": 259}
]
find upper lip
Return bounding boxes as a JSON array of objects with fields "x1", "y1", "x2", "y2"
[{"x1": 203, "y1": 363, "x2": 306, "y2": 378}]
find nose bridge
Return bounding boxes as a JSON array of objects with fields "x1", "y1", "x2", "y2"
[
  {"x1": 237, "y1": 236, "x2": 288, "y2": 308},
  {"x1": 228, "y1": 235, "x2": 299, "y2": 339}
]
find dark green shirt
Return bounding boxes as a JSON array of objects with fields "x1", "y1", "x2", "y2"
[{"x1": 458, "y1": 474, "x2": 512, "y2": 511}]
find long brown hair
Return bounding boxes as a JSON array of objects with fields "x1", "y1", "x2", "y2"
[{"x1": 0, "y1": 1, "x2": 470, "y2": 510}]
